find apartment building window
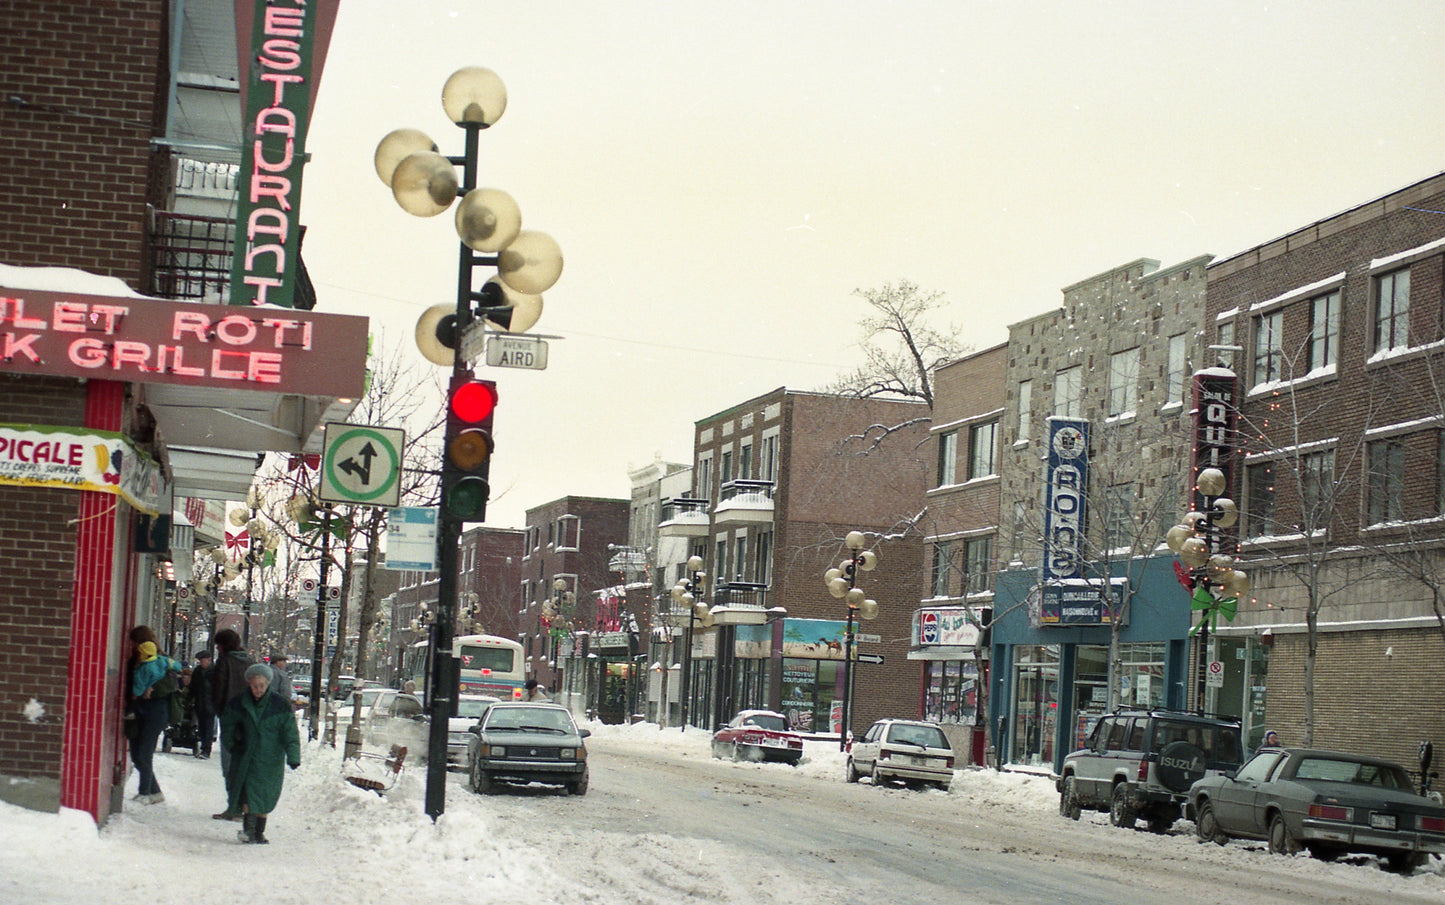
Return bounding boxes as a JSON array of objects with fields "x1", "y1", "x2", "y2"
[
  {"x1": 1104, "y1": 483, "x2": 1133, "y2": 550},
  {"x1": 969, "y1": 420, "x2": 998, "y2": 479},
  {"x1": 720, "y1": 449, "x2": 734, "y2": 484},
  {"x1": 1215, "y1": 322, "x2": 1236, "y2": 369},
  {"x1": 937, "y1": 430, "x2": 957, "y2": 486},
  {"x1": 696, "y1": 454, "x2": 713, "y2": 498},
  {"x1": 760, "y1": 433, "x2": 778, "y2": 482},
  {"x1": 931, "y1": 541, "x2": 952, "y2": 598},
  {"x1": 964, "y1": 537, "x2": 993, "y2": 594},
  {"x1": 1054, "y1": 366, "x2": 1082, "y2": 417},
  {"x1": 1011, "y1": 501, "x2": 1029, "y2": 564},
  {"x1": 1375, "y1": 268, "x2": 1411, "y2": 354},
  {"x1": 1368, "y1": 440, "x2": 1406, "y2": 524},
  {"x1": 715, "y1": 538, "x2": 727, "y2": 583},
  {"x1": 1247, "y1": 462, "x2": 1276, "y2": 536},
  {"x1": 1107, "y1": 348, "x2": 1139, "y2": 417},
  {"x1": 1253, "y1": 310, "x2": 1283, "y2": 385},
  {"x1": 1301, "y1": 449, "x2": 1335, "y2": 522},
  {"x1": 557, "y1": 515, "x2": 580, "y2": 551},
  {"x1": 1166, "y1": 333, "x2": 1187, "y2": 404},
  {"x1": 734, "y1": 534, "x2": 749, "y2": 582},
  {"x1": 755, "y1": 530, "x2": 772, "y2": 584},
  {"x1": 1017, "y1": 380, "x2": 1033, "y2": 442},
  {"x1": 738, "y1": 442, "x2": 753, "y2": 480},
  {"x1": 1156, "y1": 480, "x2": 1179, "y2": 540},
  {"x1": 1309, "y1": 291, "x2": 1339, "y2": 371}
]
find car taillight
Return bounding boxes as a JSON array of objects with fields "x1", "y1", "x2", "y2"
[
  {"x1": 1419, "y1": 815, "x2": 1445, "y2": 832},
  {"x1": 879, "y1": 750, "x2": 891, "y2": 761},
  {"x1": 1137, "y1": 757, "x2": 1149, "y2": 782},
  {"x1": 943, "y1": 757, "x2": 955, "y2": 769},
  {"x1": 1308, "y1": 804, "x2": 1352, "y2": 821}
]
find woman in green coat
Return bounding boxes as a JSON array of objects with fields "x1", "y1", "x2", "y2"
[{"x1": 220, "y1": 662, "x2": 301, "y2": 844}]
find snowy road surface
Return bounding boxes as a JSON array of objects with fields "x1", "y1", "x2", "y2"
[{"x1": 2, "y1": 721, "x2": 1441, "y2": 905}]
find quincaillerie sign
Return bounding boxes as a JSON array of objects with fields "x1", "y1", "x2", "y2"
[
  {"x1": 0, "y1": 289, "x2": 367, "y2": 397},
  {"x1": 0, "y1": 423, "x2": 164, "y2": 515}
]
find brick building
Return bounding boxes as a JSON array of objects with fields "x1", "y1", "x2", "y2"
[
  {"x1": 913, "y1": 343, "x2": 1007, "y2": 764},
  {"x1": 1205, "y1": 172, "x2": 1445, "y2": 768},
  {"x1": 524, "y1": 496, "x2": 631, "y2": 719},
  {"x1": 662, "y1": 387, "x2": 930, "y2": 737},
  {"x1": 0, "y1": 1, "x2": 357, "y2": 824}
]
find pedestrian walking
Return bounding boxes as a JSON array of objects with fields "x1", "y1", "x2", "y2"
[
  {"x1": 127, "y1": 627, "x2": 182, "y2": 805},
  {"x1": 268, "y1": 653, "x2": 295, "y2": 706},
  {"x1": 192, "y1": 650, "x2": 216, "y2": 758},
  {"x1": 220, "y1": 663, "x2": 301, "y2": 844},
  {"x1": 209, "y1": 628, "x2": 253, "y2": 820},
  {"x1": 1255, "y1": 728, "x2": 1280, "y2": 756},
  {"x1": 524, "y1": 678, "x2": 551, "y2": 702}
]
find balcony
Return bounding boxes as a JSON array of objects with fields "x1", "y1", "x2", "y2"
[
  {"x1": 148, "y1": 210, "x2": 316, "y2": 309},
  {"x1": 713, "y1": 480, "x2": 775, "y2": 527},
  {"x1": 658, "y1": 498, "x2": 711, "y2": 537},
  {"x1": 710, "y1": 581, "x2": 785, "y2": 625}
]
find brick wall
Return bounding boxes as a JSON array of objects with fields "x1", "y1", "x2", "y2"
[
  {"x1": 0, "y1": 377, "x2": 86, "y2": 783},
  {"x1": 0, "y1": 0, "x2": 167, "y2": 289}
]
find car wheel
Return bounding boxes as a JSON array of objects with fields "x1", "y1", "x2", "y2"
[
  {"x1": 845, "y1": 758, "x2": 860, "y2": 783},
  {"x1": 1146, "y1": 810, "x2": 1175, "y2": 835},
  {"x1": 568, "y1": 770, "x2": 589, "y2": 797},
  {"x1": 1109, "y1": 784, "x2": 1137, "y2": 829},
  {"x1": 730, "y1": 743, "x2": 742, "y2": 762},
  {"x1": 1306, "y1": 844, "x2": 1340, "y2": 862},
  {"x1": 934, "y1": 779, "x2": 951, "y2": 793},
  {"x1": 469, "y1": 758, "x2": 493, "y2": 795},
  {"x1": 1059, "y1": 776, "x2": 1081, "y2": 821},
  {"x1": 871, "y1": 763, "x2": 888, "y2": 787},
  {"x1": 1267, "y1": 812, "x2": 1300, "y2": 856},
  {"x1": 1195, "y1": 800, "x2": 1227, "y2": 845},
  {"x1": 1385, "y1": 850, "x2": 1425, "y2": 873}
]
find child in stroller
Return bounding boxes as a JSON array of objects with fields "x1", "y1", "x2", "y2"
[{"x1": 162, "y1": 667, "x2": 201, "y2": 754}]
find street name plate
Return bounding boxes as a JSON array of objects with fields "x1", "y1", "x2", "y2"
[{"x1": 486, "y1": 335, "x2": 549, "y2": 370}]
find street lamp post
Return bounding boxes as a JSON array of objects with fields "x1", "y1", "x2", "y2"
[
  {"x1": 824, "y1": 531, "x2": 879, "y2": 751},
  {"x1": 544, "y1": 577, "x2": 574, "y2": 699},
  {"x1": 376, "y1": 66, "x2": 562, "y2": 822},
  {"x1": 670, "y1": 555, "x2": 709, "y2": 731}
]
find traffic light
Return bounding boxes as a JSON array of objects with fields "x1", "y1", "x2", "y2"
[{"x1": 442, "y1": 371, "x2": 497, "y2": 521}]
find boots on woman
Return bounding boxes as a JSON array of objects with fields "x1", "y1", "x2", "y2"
[
  {"x1": 238, "y1": 813, "x2": 256, "y2": 843},
  {"x1": 252, "y1": 816, "x2": 269, "y2": 844}
]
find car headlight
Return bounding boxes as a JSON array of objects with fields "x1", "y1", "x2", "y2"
[{"x1": 477, "y1": 744, "x2": 506, "y2": 758}]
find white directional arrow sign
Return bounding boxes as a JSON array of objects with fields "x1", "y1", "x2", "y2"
[{"x1": 319, "y1": 423, "x2": 404, "y2": 507}]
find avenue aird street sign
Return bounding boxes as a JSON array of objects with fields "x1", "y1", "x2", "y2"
[{"x1": 486, "y1": 335, "x2": 549, "y2": 370}]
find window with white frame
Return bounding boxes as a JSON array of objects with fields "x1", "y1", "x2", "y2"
[
  {"x1": 734, "y1": 533, "x2": 749, "y2": 582},
  {"x1": 1253, "y1": 310, "x2": 1283, "y2": 385},
  {"x1": 738, "y1": 442, "x2": 752, "y2": 481},
  {"x1": 696, "y1": 454, "x2": 713, "y2": 498},
  {"x1": 759, "y1": 432, "x2": 779, "y2": 482},
  {"x1": 1308, "y1": 291, "x2": 1339, "y2": 371},
  {"x1": 1166, "y1": 333, "x2": 1187, "y2": 404},
  {"x1": 1107, "y1": 348, "x2": 1139, "y2": 417},
  {"x1": 1368, "y1": 439, "x2": 1405, "y2": 524},
  {"x1": 1054, "y1": 366, "x2": 1082, "y2": 417},
  {"x1": 556, "y1": 515, "x2": 580, "y2": 551},
  {"x1": 1017, "y1": 380, "x2": 1033, "y2": 442},
  {"x1": 1300, "y1": 449, "x2": 1335, "y2": 524},
  {"x1": 964, "y1": 537, "x2": 993, "y2": 594},
  {"x1": 968, "y1": 420, "x2": 998, "y2": 480},
  {"x1": 1375, "y1": 268, "x2": 1410, "y2": 353},
  {"x1": 1247, "y1": 461, "x2": 1276, "y2": 536},
  {"x1": 931, "y1": 541, "x2": 952, "y2": 597},
  {"x1": 1011, "y1": 501, "x2": 1029, "y2": 564},
  {"x1": 1215, "y1": 321, "x2": 1236, "y2": 369},
  {"x1": 755, "y1": 530, "x2": 772, "y2": 584},
  {"x1": 937, "y1": 430, "x2": 957, "y2": 486}
]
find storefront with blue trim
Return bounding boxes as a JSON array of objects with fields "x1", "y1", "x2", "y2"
[{"x1": 988, "y1": 555, "x2": 1194, "y2": 772}]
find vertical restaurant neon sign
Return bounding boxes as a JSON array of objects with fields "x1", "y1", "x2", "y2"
[
  {"x1": 1191, "y1": 369, "x2": 1239, "y2": 554},
  {"x1": 229, "y1": 0, "x2": 320, "y2": 308}
]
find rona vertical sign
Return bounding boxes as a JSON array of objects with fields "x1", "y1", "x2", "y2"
[{"x1": 229, "y1": 0, "x2": 321, "y2": 308}]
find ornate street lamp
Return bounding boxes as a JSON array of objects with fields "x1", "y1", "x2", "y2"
[
  {"x1": 824, "y1": 531, "x2": 879, "y2": 751},
  {"x1": 670, "y1": 555, "x2": 710, "y2": 731}
]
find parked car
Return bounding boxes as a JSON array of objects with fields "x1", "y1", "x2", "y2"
[
  {"x1": 846, "y1": 718, "x2": 954, "y2": 791},
  {"x1": 1057, "y1": 709, "x2": 1244, "y2": 833},
  {"x1": 448, "y1": 694, "x2": 501, "y2": 767},
  {"x1": 1188, "y1": 747, "x2": 1445, "y2": 871},
  {"x1": 328, "y1": 686, "x2": 396, "y2": 740},
  {"x1": 711, "y1": 710, "x2": 804, "y2": 765},
  {"x1": 365, "y1": 691, "x2": 428, "y2": 753},
  {"x1": 465, "y1": 702, "x2": 590, "y2": 796}
]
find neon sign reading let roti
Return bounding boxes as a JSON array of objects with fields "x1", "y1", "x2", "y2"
[{"x1": 0, "y1": 289, "x2": 366, "y2": 397}]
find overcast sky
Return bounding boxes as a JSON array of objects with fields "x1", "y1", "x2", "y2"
[{"x1": 297, "y1": 1, "x2": 1445, "y2": 530}]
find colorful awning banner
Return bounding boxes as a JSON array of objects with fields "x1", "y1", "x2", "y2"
[{"x1": 0, "y1": 423, "x2": 165, "y2": 515}]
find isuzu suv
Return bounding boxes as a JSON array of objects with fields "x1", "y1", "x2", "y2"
[{"x1": 1057, "y1": 709, "x2": 1244, "y2": 833}]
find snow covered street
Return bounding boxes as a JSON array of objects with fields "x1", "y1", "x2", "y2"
[{"x1": 3, "y1": 721, "x2": 1442, "y2": 904}]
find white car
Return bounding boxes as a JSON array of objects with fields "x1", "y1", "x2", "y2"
[
  {"x1": 846, "y1": 718, "x2": 955, "y2": 791},
  {"x1": 329, "y1": 686, "x2": 396, "y2": 740},
  {"x1": 448, "y1": 694, "x2": 501, "y2": 766}
]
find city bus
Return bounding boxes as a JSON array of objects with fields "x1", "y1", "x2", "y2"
[{"x1": 403, "y1": 634, "x2": 526, "y2": 701}]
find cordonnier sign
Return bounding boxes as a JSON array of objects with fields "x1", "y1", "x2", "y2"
[{"x1": 0, "y1": 289, "x2": 367, "y2": 397}]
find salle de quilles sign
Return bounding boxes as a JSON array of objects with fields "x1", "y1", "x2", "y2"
[{"x1": 0, "y1": 289, "x2": 367, "y2": 395}]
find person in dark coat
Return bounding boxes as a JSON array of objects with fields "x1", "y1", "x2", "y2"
[
  {"x1": 192, "y1": 650, "x2": 216, "y2": 758},
  {"x1": 127, "y1": 629, "x2": 183, "y2": 805},
  {"x1": 220, "y1": 662, "x2": 301, "y2": 844},
  {"x1": 209, "y1": 628, "x2": 253, "y2": 820}
]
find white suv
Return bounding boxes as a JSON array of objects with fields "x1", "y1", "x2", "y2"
[{"x1": 846, "y1": 719, "x2": 955, "y2": 791}]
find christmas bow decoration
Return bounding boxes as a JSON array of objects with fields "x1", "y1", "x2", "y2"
[
  {"x1": 224, "y1": 530, "x2": 250, "y2": 556},
  {"x1": 1189, "y1": 584, "x2": 1238, "y2": 636}
]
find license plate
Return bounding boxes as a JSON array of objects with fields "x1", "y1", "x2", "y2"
[
  {"x1": 1369, "y1": 813, "x2": 1396, "y2": 831},
  {"x1": 908, "y1": 755, "x2": 929, "y2": 766},
  {"x1": 764, "y1": 737, "x2": 786, "y2": 747}
]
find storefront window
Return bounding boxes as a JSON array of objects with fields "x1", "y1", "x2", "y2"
[
  {"x1": 922, "y1": 659, "x2": 978, "y2": 725},
  {"x1": 780, "y1": 658, "x2": 839, "y2": 732},
  {"x1": 1010, "y1": 644, "x2": 1059, "y2": 767},
  {"x1": 1116, "y1": 642, "x2": 1166, "y2": 710}
]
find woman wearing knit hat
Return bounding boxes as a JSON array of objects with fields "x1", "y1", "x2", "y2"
[
  {"x1": 219, "y1": 661, "x2": 301, "y2": 844},
  {"x1": 127, "y1": 626, "x2": 183, "y2": 805}
]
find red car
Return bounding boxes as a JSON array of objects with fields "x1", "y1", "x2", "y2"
[{"x1": 711, "y1": 710, "x2": 805, "y2": 765}]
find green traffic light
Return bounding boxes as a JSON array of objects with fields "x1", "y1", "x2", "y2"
[{"x1": 444, "y1": 475, "x2": 489, "y2": 520}]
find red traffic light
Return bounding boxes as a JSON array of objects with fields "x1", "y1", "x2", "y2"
[{"x1": 450, "y1": 380, "x2": 497, "y2": 423}]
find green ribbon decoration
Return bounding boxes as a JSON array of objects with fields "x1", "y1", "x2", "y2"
[{"x1": 1188, "y1": 584, "x2": 1238, "y2": 636}]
